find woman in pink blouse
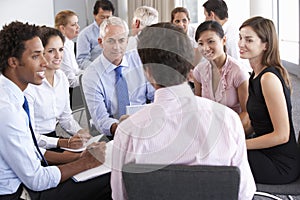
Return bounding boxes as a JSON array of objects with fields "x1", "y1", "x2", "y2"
[{"x1": 193, "y1": 20, "x2": 249, "y2": 128}]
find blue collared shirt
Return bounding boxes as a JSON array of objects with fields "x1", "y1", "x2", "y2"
[
  {"x1": 82, "y1": 49, "x2": 154, "y2": 136},
  {"x1": 76, "y1": 21, "x2": 103, "y2": 70},
  {"x1": 0, "y1": 75, "x2": 60, "y2": 195}
]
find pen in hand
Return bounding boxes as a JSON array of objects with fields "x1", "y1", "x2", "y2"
[
  {"x1": 67, "y1": 129, "x2": 91, "y2": 149},
  {"x1": 84, "y1": 142, "x2": 106, "y2": 164}
]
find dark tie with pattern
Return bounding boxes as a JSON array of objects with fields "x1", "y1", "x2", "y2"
[
  {"x1": 114, "y1": 66, "x2": 130, "y2": 118},
  {"x1": 23, "y1": 96, "x2": 48, "y2": 166}
]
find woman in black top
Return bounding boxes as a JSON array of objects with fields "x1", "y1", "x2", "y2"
[{"x1": 238, "y1": 16, "x2": 300, "y2": 184}]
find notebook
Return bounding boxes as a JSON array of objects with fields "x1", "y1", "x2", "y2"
[{"x1": 72, "y1": 140, "x2": 113, "y2": 182}]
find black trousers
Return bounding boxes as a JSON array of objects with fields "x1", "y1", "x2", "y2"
[{"x1": 27, "y1": 173, "x2": 112, "y2": 200}]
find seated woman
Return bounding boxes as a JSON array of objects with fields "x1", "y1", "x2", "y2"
[
  {"x1": 239, "y1": 16, "x2": 300, "y2": 184},
  {"x1": 24, "y1": 26, "x2": 91, "y2": 150},
  {"x1": 55, "y1": 10, "x2": 84, "y2": 108},
  {"x1": 171, "y1": 7, "x2": 202, "y2": 87},
  {"x1": 193, "y1": 20, "x2": 249, "y2": 127}
]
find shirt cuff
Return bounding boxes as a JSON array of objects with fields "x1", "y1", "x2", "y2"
[{"x1": 39, "y1": 135, "x2": 59, "y2": 149}]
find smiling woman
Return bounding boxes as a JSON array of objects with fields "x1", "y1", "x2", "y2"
[
  {"x1": 55, "y1": 10, "x2": 83, "y2": 90},
  {"x1": 24, "y1": 26, "x2": 91, "y2": 152},
  {"x1": 192, "y1": 20, "x2": 249, "y2": 132}
]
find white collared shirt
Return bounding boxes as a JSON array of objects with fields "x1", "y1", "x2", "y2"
[
  {"x1": 24, "y1": 70, "x2": 82, "y2": 149},
  {"x1": 0, "y1": 75, "x2": 60, "y2": 194},
  {"x1": 61, "y1": 37, "x2": 83, "y2": 88},
  {"x1": 82, "y1": 49, "x2": 155, "y2": 136}
]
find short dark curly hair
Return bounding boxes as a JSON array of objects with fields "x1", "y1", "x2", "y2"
[{"x1": 0, "y1": 21, "x2": 41, "y2": 74}]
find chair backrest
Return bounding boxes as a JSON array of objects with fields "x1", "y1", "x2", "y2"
[
  {"x1": 78, "y1": 74, "x2": 99, "y2": 136},
  {"x1": 122, "y1": 163, "x2": 240, "y2": 200}
]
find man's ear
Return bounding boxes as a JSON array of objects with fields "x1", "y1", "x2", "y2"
[
  {"x1": 7, "y1": 57, "x2": 19, "y2": 69},
  {"x1": 98, "y1": 38, "x2": 103, "y2": 48},
  {"x1": 135, "y1": 20, "x2": 141, "y2": 29},
  {"x1": 210, "y1": 11, "x2": 216, "y2": 20}
]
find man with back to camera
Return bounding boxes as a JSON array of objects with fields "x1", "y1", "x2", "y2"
[
  {"x1": 82, "y1": 16, "x2": 154, "y2": 138},
  {"x1": 110, "y1": 22, "x2": 256, "y2": 200},
  {"x1": 126, "y1": 5, "x2": 159, "y2": 51},
  {"x1": 0, "y1": 21, "x2": 112, "y2": 200},
  {"x1": 76, "y1": 0, "x2": 114, "y2": 69}
]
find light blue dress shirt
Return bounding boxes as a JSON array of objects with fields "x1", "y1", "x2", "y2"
[
  {"x1": 0, "y1": 75, "x2": 60, "y2": 195},
  {"x1": 76, "y1": 21, "x2": 103, "y2": 70},
  {"x1": 82, "y1": 49, "x2": 154, "y2": 136}
]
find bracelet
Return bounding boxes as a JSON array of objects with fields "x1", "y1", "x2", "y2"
[{"x1": 68, "y1": 138, "x2": 71, "y2": 148}]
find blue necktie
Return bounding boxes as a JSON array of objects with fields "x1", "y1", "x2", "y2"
[
  {"x1": 23, "y1": 96, "x2": 48, "y2": 166},
  {"x1": 115, "y1": 66, "x2": 130, "y2": 118}
]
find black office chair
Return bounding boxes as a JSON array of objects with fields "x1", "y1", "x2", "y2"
[{"x1": 122, "y1": 163, "x2": 240, "y2": 200}]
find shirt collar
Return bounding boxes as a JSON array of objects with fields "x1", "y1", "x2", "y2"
[
  {"x1": 0, "y1": 75, "x2": 25, "y2": 105},
  {"x1": 154, "y1": 82, "x2": 194, "y2": 103},
  {"x1": 93, "y1": 20, "x2": 100, "y2": 28},
  {"x1": 100, "y1": 53, "x2": 129, "y2": 73}
]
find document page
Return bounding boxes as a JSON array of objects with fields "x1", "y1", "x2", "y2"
[{"x1": 72, "y1": 140, "x2": 113, "y2": 182}]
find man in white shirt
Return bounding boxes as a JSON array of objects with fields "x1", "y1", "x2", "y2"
[
  {"x1": 203, "y1": 0, "x2": 252, "y2": 73},
  {"x1": 82, "y1": 16, "x2": 154, "y2": 137},
  {"x1": 111, "y1": 22, "x2": 256, "y2": 200},
  {"x1": 0, "y1": 21, "x2": 111, "y2": 199},
  {"x1": 126, "y1": 6, "x2": 159, "y2": 51}
]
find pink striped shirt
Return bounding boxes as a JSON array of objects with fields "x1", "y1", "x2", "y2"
[{"x1": 111, "y1": 83, "x2": 255, "y2": 200}]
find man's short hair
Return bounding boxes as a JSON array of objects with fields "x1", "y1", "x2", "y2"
[
  {"x1": 133, "y1": 6, "x2": 159, "y2": 29},
  {"x1": 0, "y1": 21, "x2": 40, "y2": 74},
  {"x1": 93, "y1": 0, "x2": 115, "y2": 15},
  {"x1": 203, "y1": 0, "x2": 228, "y2": 20},
  {"x1": 137, "y1": 22, "x2": 194, "y2": 87},
  {"x1": 99, "y1": 16, "x2": 129, "y2": 39}
]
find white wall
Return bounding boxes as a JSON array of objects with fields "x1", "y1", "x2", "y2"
[
  {"x1": 0, "y1": 0, "x2": 54, "y2": 29},
  {"x1": 226, "y1": 0, "x2": 250, "y2": 28},
  {"x1": 53, "y1": 0, "x2": 88, "y2": 29}
]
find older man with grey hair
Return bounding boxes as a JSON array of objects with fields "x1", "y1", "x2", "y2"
[
  {"x1": 126, "y1": 6, "x2": 159, "y2": 51},
  {"x1": 82, "y1": 16, "x2": 154, "y2": 137}
]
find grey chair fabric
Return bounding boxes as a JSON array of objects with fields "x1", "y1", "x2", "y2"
[
  {"x1": 78, "y1": 74, "x2": 100, "y2": 136},
  {"x1": 256, "y1": 176, "x2": 300, "y2": 195},
  {"x1": 122, "y1": 163, "x2": 240, "y2": 200},
  {"x1": 255, "y1": 144, "x2": 300, "y2": 200}
]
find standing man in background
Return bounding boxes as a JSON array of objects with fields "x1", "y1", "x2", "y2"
[
  {"x1": 126, "y1": 6, "x2": 159, "y2": 51},
  {"x1": 203, "y1": 0, "x2": 252, "y2": 72},
  {"x1": 76, "y1": 0, "x2": 114, "y2": 70}
]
